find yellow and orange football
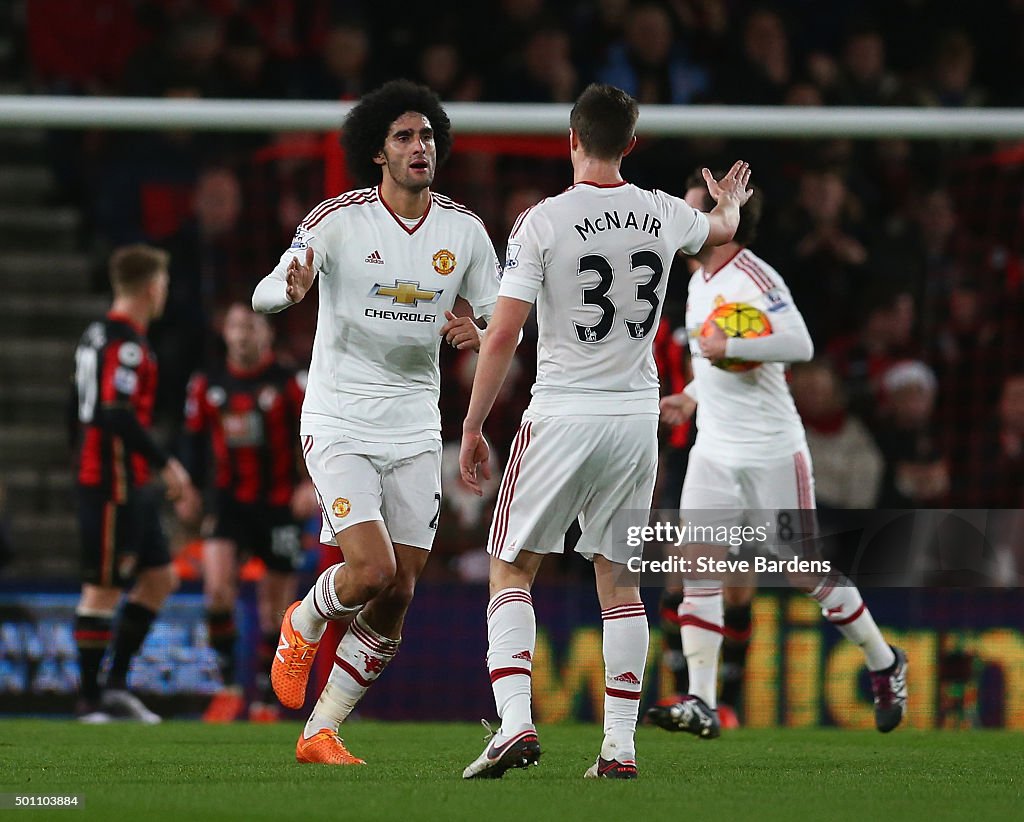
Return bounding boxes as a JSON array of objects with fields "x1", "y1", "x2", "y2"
[{"x1": 700, "y1": 302, "x2": 772, "y2": 372}]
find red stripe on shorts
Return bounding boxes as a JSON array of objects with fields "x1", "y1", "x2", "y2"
[{"x1": 489, "y1": 421, "x2": 532, "y2": 556}]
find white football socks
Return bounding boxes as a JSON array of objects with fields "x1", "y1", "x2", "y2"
[
  {"x1": 679, "y1": 583, "x2": 724, "y2": 709},
  {"x1": 291, "y1": 563, "x2": 362, "y2": 642},
  {"x1": 303, "y1": 613, "x2": 400, "y2": 739},
  {"x1": 486, "y1": 588, "x2": 536, "y2": 737},
  {"x1": 810, "y1": 577, "x2": 895, "y2": 671},
  {"x1": 600, "y1": 602, "x2": 648, "y2": 761}
]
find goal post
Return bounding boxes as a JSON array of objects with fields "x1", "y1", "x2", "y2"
[{"x1": 0, "y1": 95, "x2": 1023, "y2": 138}]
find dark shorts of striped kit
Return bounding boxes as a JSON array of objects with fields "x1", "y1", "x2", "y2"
[
  {"x1": 211, "y1": 492, "x2": 303, "y2": 573},
  {"x1": 77, "y1": 485, "x2": 169, "y2": 587}
]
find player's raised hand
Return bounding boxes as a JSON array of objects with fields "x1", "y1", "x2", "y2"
[
  {"x1": 286, "y1": 246, "x2": 316, "y2": 304},
  {"x1": 659, "y1": 392, "x2": 697, "y2": 426},
  {"x1": 459, "y1": 430, "x2": 491, "y2": 496},
  {"x1": 703, "y1": 161, "x2": 753, "y2": 208},
  {"x1": 440, "y1": 311, "x2": 482, "y2": 351}
]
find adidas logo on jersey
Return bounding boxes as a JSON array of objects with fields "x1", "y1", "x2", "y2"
[
  {"x1": 512, "y1": 650, "x2": 532, "y2": 661},
  {"x1": 365, "y1": 250, "x2": 385, "y2": 264},
  {"x1": 613, "y1": 671, "x2": 640, "y2": 685}
]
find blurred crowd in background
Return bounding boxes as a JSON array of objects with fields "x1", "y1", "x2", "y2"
[
  {"x1": 4, "y1": 0, "x2": 1023, "y2": 578},
  {"x1": 19, "y1": 0, "x2": 1024, "y2": 106}
]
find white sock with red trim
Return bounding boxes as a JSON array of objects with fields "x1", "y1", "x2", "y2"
[
  {"x1": 303, "y1": 613, "x2": 400, "y2": 739},
  {"x1": 601, "y1": 602, "x2": 648, "y2": 761},
  {"x1": 292, "y1": 563, "x2": 363, "y2": 642},
  {"x1": 680, "y1": 582, "x2": 723, "y2": 709},
  {"x1": 486, "y1": 588, "x2": 535, "y2": 737},
  {"x1": 810, "y1": 576, "x2": 894, "y2": 671}
]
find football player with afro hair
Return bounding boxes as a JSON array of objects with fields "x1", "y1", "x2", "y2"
[
  {"x1": 253, "y1": 79, "x2": 502, "y2": 765},
  {"x1": 341, "y1": 79, "x2": 453, "y2": 189}
]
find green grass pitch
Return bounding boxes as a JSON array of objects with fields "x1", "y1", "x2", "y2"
[{"x1": 1, "y1": 720, "x2": 1020, "y2": 821}]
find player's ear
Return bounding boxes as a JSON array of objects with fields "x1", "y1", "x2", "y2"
[
  {"x1": 373, "y1": 149, "x2": 386, "y2": 167},
  {"x1": 569, "y1": 128, "x2": 579, "y2": 152},
  {"x1": 148, "y1": 271, "x2": 165, "y2": 301},
  {"x1": 622, "y1": 135, "x2": 637, "y2": 157}
]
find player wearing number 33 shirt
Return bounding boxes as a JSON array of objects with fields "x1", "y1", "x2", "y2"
[{"x1": 458, "y1": 84, "x2": 753, "y2": 780}]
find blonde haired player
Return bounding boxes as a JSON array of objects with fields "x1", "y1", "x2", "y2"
[
  {"x1": 459, "y1": 83, "x2": 754, "y2": 779},
  {"x1": 253, "y1": 80, "x2": 501, "y2": 765},
  {"x1": 647, "y1": 171, "x2": 907, "y2": 738},
  {"x1": 72, "y1": 244, "x2": 194, "y2": 724}
]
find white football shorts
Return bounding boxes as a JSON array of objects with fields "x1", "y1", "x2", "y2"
[
  {"x1": 487, "y1": 412, "x2": 658, "y2": 564},
  {"x1": 680, "y1": 445, "x2": 818, "y2": 544},
  {"x1": 302, "y1": 433, "x2": 441, "y2": 551}
]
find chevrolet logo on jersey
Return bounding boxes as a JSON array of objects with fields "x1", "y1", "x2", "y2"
[{"x1": 370, "y1": 280, "x2": 443, "y2": 307}]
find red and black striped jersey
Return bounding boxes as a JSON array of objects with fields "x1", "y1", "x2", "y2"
[
  {"x1": 183, "y1": 358, "x2": 305, "y2": 506},
  {"x1": 653, "y1": 318, "x2": 693, "y2": 448},
  {"x1": 73, "y1": 313, "x2": 164, "y2": 500}
]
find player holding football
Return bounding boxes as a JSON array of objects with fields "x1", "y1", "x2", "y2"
[
  {"x1": 459, "y1": 83, "x2": 753, "y2": 780},
  {"x1": 71, "y1": 245, "x2": 195, "y2": 723},
  {"x1": 180, "y1": 303, "x2": 311, "y2": 723},
  {"x1": 647, "y1": 171, "x2": 908, "y2": 738},
  {"x1": 252, "y1": 80, "x2": 501, "y2": 764}
]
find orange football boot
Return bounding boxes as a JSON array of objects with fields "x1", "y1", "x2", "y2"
[
  {"x1": 248, "y1": 701, "x2": 280, "y2": 723},
  {"x1": 717, "y1": 704, "x2": 741, "y2": 730},
  {"x1": 296, "y1": 729, "x2": 366, "y2": 765},
  {"x1": 271, "y1": 601, "x2": 320, "y2": 709},
  {"x1": 203, "y1": 686, "x2": 245, "y2": 723}
]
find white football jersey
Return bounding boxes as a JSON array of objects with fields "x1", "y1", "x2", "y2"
[
  {"x1": 258, "y1": 186, "x2": 501, "y2": 442},
  {"x1": 685, "y1": 248, "x2": 809, "y2": 464},
  {"x1": 500, "y1": 182, "x2": 709, "y2": 416}
]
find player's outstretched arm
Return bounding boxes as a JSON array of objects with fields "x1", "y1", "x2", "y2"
[
  {"x1": 252, "y1": 246, "x2": 316, "y2": 313},
  {"x1": 460, "y1": 295, "x2": 532, "y2": 495},
  {"x1": 702, "y1": 161, "x2": 753, "y2": 248}
]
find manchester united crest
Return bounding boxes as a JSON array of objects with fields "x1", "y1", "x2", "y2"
[
  {"x1": 432, "y1": 248, "x2": 456, "y2": 276},
  {"x1": 332, "y1": 497, "x2": 351, "y2": 518}
]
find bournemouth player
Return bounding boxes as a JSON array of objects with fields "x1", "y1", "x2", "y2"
[
  {"x1": 458, "y1": 83, "x2": 753, "y2": 779},
  {"x1": 252, "y1": 80, "x2": 501, "y2": 764},
  {"x1": 71, "y1": 245, "x2": 194, "y2": 723},
  {"x1": 181, "y1": 303, "x2": 310, "y2": 722},
  {"x1": 647, "y1": 171, "x2": 908, "y2": 737}
]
